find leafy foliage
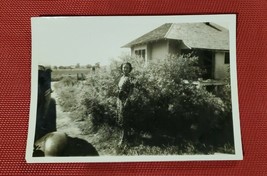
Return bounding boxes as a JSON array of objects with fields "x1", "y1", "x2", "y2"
[{"x1": 55, "y1": 54, "x2": 234, "y2": 154}]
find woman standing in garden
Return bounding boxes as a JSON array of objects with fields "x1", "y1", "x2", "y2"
[{"x1": 117, "y1": 62, "x2": 134, "y2": 145}]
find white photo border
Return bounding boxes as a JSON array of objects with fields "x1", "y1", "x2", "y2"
[{"x1": 26, "y1": 14, "x2": 243, "y2": 163}]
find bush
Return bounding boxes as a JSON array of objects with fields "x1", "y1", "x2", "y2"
[
  {"x1": 122, "y1": 55, "x2": 228, "y2": 140},
  {"x1": 79, "y1": 65, "x2": 119, "y2": 128},
  {"x1": 56, "y1": 54, "x2": 233, "y2": 149},
  {"x1": 53, "y1": 77, "x2": 82, "y2": 112}
]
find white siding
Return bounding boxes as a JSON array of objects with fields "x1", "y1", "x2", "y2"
[{"x1": 151, "y1": 40, "x2": 169, "y2": 60}]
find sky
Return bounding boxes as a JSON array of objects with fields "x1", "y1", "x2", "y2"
[{"x1": 32, "y1": 15, "x2": 233, "y2": 67}]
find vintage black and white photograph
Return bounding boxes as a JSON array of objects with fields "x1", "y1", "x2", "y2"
[{"x1": 26, "y1": 15, "x2": 242, "y2": 162}]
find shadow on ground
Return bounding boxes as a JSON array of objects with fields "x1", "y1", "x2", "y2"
[
  {"x1": 63, "y1": 136, "x2": 99, "y2": 156},
  {"x1": 33, "y1": 133, "x2": 99, "y2": 157}
]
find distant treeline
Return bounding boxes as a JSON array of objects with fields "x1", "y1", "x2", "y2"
[
  {"x1": 53, "y1": 63, "x2": 100, "y2": 70},
  {"x1": 51, "y1": 68, "x2": 93, "y2": 82}
]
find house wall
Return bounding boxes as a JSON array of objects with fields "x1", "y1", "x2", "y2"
[
  {"x1": 131, "y1": 41, "x2": 229, "y2": 80},
  {"x1": 131, "y1": 40, "x2": 188, "y2": 62},
  {"x1": 214, "y1": 52, "x2": 229, "y2": 79},
  {"x1": 131, "y1": 44, "x2": 148, "y2": 62},
  {"x1": 150, "y1": 40, "x2": 169, "y2": 60},
  {"x1": 169, "y1": 40, "x2": 192, "y2": 56},
  {"x1": 169, "y1": 40, "x2": 180, "y2": 55}
]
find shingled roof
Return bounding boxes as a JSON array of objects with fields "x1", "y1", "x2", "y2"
[{"x1": 123, "y1": 23, "x2": 229, "y2": 50}]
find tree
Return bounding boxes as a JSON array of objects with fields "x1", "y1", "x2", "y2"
[
  {"x1": 58, "y1": 66, "x2": 65, "y2": 69},
  {"x1": 95, "y1": 62, "x2": 100, "y2": 68},
  {"x1": 75, "y1": 63, "x2": 80, "y2": 69},
  {"x1": 86, "y1": 64, "x2": 92, "y2": 69}
]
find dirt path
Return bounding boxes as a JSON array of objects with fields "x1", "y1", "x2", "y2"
[
  {"x1": 51, "y1": 82, "x2": 82, "y2": 137},
  {"x1": 51, "y1": 82, "x2": 113, "y2": 156}
]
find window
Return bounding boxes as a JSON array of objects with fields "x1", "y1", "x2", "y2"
[
  {"x1": 135, "y1": 49, "x2": 146, "y2": 60},
  {"x1": 224, "y1": 52, "x2": 230, "y2": 64}
]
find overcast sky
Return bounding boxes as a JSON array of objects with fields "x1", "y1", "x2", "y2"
[{"x1": 32, "y1": 15, "x2": 233, "y2": 67}]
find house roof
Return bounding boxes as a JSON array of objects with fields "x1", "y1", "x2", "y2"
[{"x1": 123, "y1": 23, "x2": 229, "y2": 51}]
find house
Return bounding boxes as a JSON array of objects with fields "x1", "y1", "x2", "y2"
[{"x1": 122, "y1": 23, "x2": 230, "y2": 80}]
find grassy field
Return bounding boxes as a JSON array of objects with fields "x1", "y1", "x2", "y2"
[{"x1": 51, "y1": 68, "x2": 92, "y2": 81}]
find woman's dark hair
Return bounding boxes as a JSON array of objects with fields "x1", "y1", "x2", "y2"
[{"x1": 120, "y1": 62, "x2": 133, "y2": 72}]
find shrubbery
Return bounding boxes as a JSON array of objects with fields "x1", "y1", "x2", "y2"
[
  {"x1": 55, "y1": 54, "x2": 234, "y2": 152},
  {"x1": 119, "y1": 55, "x2": 230, "y2": 142}
]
